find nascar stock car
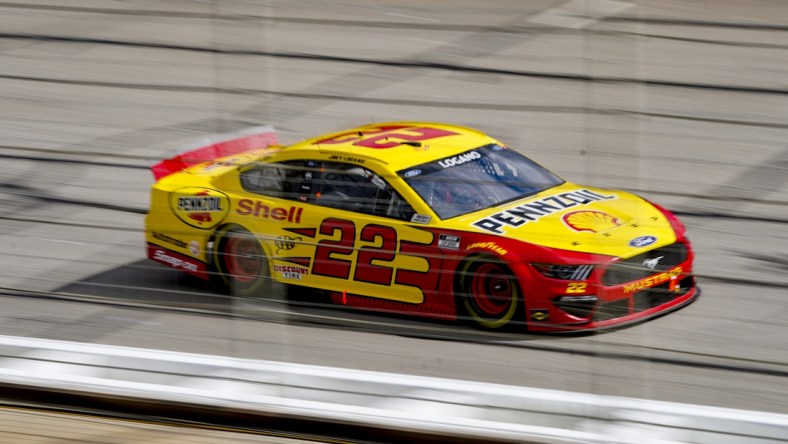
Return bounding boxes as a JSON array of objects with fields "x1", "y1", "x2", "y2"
[{"x1": 145, "y1": 122, "x2": 698, "y2": 332}]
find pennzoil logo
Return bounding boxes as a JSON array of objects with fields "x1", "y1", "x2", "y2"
[
  {"x1": 169, "y1": 187, "x2": 229, "y2": 229},
  {"x1": 473, "y1": 189, "x2": 616, "y2": 234},
  {"x1": 562, "y1": 210, "x2": 621, "y2": 233}
]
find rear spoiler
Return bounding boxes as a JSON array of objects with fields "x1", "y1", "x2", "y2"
[{"x1": 151, "y1": 125, "x2": 278, "y2": 181}]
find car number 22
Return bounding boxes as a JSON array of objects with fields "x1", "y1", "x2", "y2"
[{"x1": 311, "y1": 218, "x2": 440, "y2": 300}]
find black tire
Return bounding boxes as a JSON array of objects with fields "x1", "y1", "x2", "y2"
[
  {"x1": 212, "y1": 226, "x2": 271, "y2": 297},
  {"x1": 457, "y1": 256, "x2": 521, "y2": 330}
]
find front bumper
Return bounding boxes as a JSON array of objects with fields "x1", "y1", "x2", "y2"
[
  {"x1": 522, "y1": 242, "x2": 698, "y2": 332},
  {"x1": 526, "y1": 278, "x2": 699, "y2": 333}
]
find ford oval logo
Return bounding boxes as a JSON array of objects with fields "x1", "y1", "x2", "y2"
[
  {"x1": 630, "y1": 236, "x2": 657, "y2": 248},
  {"x1": 403, "y1": 169, "x2": 422, "y2": 178}
]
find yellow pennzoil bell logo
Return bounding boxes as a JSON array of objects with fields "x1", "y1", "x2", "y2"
[
  {"x1": 170, "y1": 187, "x2": 229, "y2": 229},
  {"x1": 562, "y1": 210, "x2": 621, "y2": 233}
]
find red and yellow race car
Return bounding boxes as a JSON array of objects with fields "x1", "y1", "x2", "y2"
[{"x1": 145, "y1": 122, "x2": 698, "y2": 332}]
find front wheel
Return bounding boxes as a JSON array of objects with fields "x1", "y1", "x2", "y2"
[
  {"x1": 213, "y1": 226, "x2": 270, "y2": 297},
  {"x1": 458, "y1": 257, "x2": 521, "y2": 330}
]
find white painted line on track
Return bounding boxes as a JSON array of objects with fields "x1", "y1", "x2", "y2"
[
  {"x1": 105, "y1": 316, "x2": 161, "y2": 327},
  {"x1": 385, "y1": 12, "x2": 441, "y2": 22},
  {"x1": 28, "y1": 237, "x2": 85, "y2": 245}
]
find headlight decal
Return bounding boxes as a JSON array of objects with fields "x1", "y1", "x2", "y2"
[{"x1": 532, "y1": 263, "x2": 594, "y2": 281}]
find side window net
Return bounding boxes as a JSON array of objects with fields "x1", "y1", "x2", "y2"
[
  {"x1": 315, "y1": 163, "x2": 415, "y2": 220},
  {"x1": 241, "y1": 161, "x2": 416, "y2": 220},
  {"x1": 240, "y1": 162, "x2": 313, "y2": 202}
]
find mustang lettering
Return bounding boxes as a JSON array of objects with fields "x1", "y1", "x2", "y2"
[{"x1": 623, "y1": 267, "x2": 683, "y2": 293}]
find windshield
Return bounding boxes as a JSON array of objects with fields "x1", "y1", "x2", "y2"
[{"x1": 399, "y1": 144, "x2": 564, "y2": 219}]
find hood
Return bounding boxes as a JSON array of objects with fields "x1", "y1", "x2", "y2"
[{"x1": 454, "y1": 182, "x2": 676, "y2": 258}]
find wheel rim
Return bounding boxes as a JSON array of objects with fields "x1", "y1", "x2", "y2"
[
  {"x1": 469, "y1": 262, "x2": 513, "y2": 317},
  {"x1": 223, "y1": 234, "x2": 262, "y2": 283}
]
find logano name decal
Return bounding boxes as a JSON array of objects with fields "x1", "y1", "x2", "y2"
[
  {"x1": 438, "y1": 150, "x2": 481, "y2": 168},
  {"x1": 237, "y1": 199, "x2": 303, "y2": 223},
  {"x1": 473, "y1": 189, "x2": 616, "y2": 234}
]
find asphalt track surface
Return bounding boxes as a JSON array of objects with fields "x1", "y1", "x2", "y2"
[{"x1": 1, "y1": 0, "x2": 787, "y2": 440}]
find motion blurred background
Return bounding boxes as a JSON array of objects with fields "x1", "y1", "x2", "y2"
[{"x1": 1, "y1": 0, "x2": 786, "y2": 441}]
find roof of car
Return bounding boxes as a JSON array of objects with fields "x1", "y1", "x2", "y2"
[{"x1": 283, "y1": 121, "x2": 498, "y2": 172}]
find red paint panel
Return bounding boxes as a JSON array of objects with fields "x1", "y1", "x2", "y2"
[
  {"x1": 312, "y1": 218, "x2": 356, "y2": 279},
  {"x1": 354, "y1": 225, "x2": 397, "y2": 285},
  {"x1": 354, "y1": 127, "x2": 459, "y2": 148}
]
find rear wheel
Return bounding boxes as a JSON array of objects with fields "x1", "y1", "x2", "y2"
[
  {"x1": 213, "y1": 226, "x2": 270, "y2": 297},
  {"x1": 458, "y1": 257, "x2": 521, "y2": 330}
]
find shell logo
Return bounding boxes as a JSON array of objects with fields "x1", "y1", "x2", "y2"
[{"x1": 562, "y1": 210, "x2": 621, "y2": 233}]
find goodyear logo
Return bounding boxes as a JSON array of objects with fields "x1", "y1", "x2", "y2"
[
  {"x1": 169, "y1": 187, "x2": 229, "y2": 229},
  {"x1": 467, "y1": 241, "x2": 508, "y2": 255}
]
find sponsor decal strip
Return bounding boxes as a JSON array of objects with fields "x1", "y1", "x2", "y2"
[
  {"x1": 474, "y1": 189, "x2": 616, "y2": 234},
  {"x1": 623, "y1": 267, "x2": 683, "y2": 294},
  {"x1": 237, "y1": 199, "x2": 303, "y2": 223},
  {"x1": 152, "y1": 232, "x2": 187, "y2": 249},
  {"x1": 438, "y1": 234, "x2": 460, "y2": 250},
  {"x1": 148, "y1": 244, "x2": 208, "y2": 279},
  {"x1": 273, "y1": 264, "x2": 309, "y2": 280},
  {"x1": 177, "y1": 196, "x2": 222, "y2": 212},
  {"x1": 467, "y1": 241, "x2": 508, "y2": 255}
]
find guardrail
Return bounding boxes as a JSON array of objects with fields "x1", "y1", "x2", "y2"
[{"x1": 0, "y1": 335, "x2": 785, "y2": 443}]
